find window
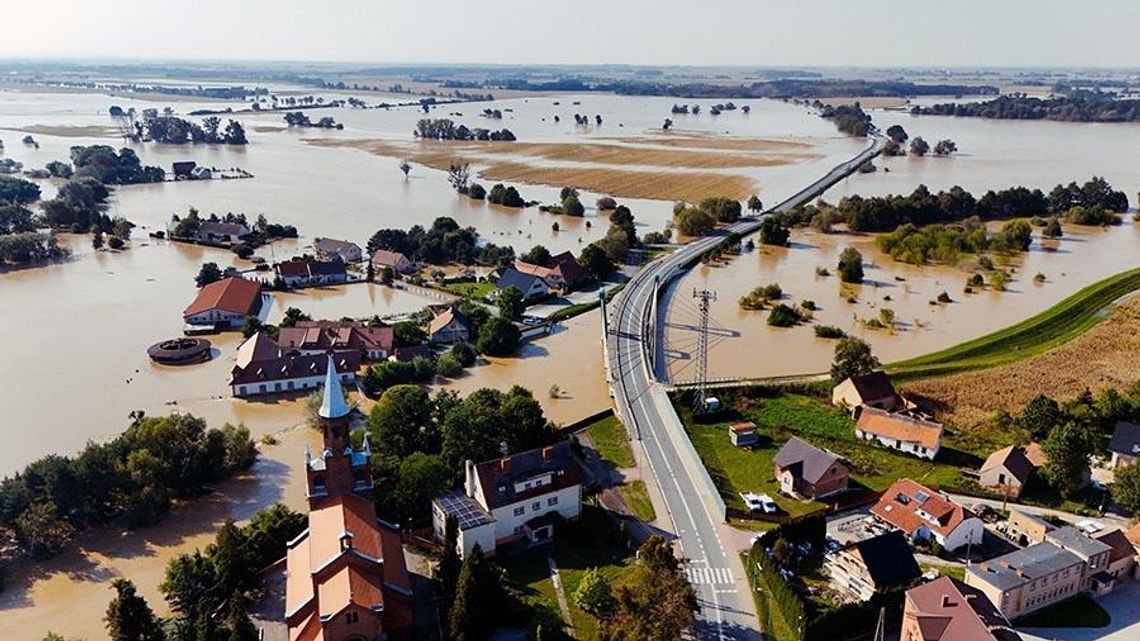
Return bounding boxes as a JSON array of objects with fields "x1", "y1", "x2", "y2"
[
  {"x1": 533, "y1": 501, "x2": 541, "y2": 512},
  {"x1": 547, "y1": 496, "x2": 558, "y2": 507},
  {"x1": 514, "y1": 507, "x2": 525, "y2": 517},
  {"x1": 513, "y1": 525, "x2": 523, "y2": 535}
]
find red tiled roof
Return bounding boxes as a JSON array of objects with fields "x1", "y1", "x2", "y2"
[
  {"x1": 230, "y1": 351, "x2": 360, "y2": 386},
  {"x1": 513, "y1": 261, "x2": 556, "y2": 279},
  {"x1": 905, "y1": 576, "x2": 1015, "y2": 641},
  {"x1": 428, "y1": 307, "x2": 470, "y2": 336},
  {"x1": 277, "y1": 321, "x2": 393, "y2": 355},
  {"x1": 1096, "y1": 528, "x2": 1136, "y2": 565},
  {"x1": 858, "y1": 406, "x2": 943, "y2": 450},
  {"x1": 549, "y1": 251, "x2": 589, "y2": 285},
  {"x1": 183, "y1": 277, "x2": 261, "y2": 317},
  {"x1": 371, "y1": 249, "x2": 408, "y2": 267},
  {"x1": 871, "y1": 479, "x2": 976, "y2": 538}
]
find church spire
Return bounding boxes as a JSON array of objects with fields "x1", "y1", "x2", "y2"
[{"x1": 318, "y1": 353, "x2": 350, "y2": 420}]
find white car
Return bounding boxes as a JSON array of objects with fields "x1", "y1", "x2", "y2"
[{"x1": 740, "y1": 491, "x2": 778, "y2": 514}]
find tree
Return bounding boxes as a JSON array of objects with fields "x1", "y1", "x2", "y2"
[
  {"x1": 447, "y1": 163, "x2": 471, "y2": 194},
  {"x1": 596, "y1": 197, "x2": 618, "y2": 211},
  {"x1": 562, "y1": 195, "x2": 585, "y2": 216},
  {"x1": 885, "y1": 124, "x2": 909, "y2": 143},
  {"x1": 747, "y1": 194, "x2": 763, "y2": 213},
  {"x1": 699, "y1": 197, "x2": 742, "y2": 223},
  {"x1": 92, "y1": 232, "x2": 105, "y2": 250},
  {"x1": 578, "y1": 243, "x2": 615, "y2": 280},
  {"x1": 15, "y1": 500, "x2": 75, "y2": 558},
  {"x1": 195, "y1": 262, "x2": 223, "y2": 288},
  {"x1": 1041, "y1": 421, "x2": 1098, "y2": 498},
  {"x1": 909, "y1": 136, "x2": 930, "y2": 157},
  {"x1": 497, "y1": 286, "x2": 525, "y2": 321},
  {"x1": 385, "y1": 452, "x2": 451, "y2": 526},
  {"x1": 673, "y1": 207, "x2": 715, "y2": 236},
  {"x1": 600, "y1": 536, "x2": 697, "y2": 641},
  {"x1": 399, "y1": 160, "x2": 412, "y2": 179},
  {"x1": 1015, "y1": 394, "x2": 1063, "y2": 441},
  {"x1": 450, "y1": 342, "x2": 478, "y2": 368},
  {"x1": 933, "y1": 139, "x2": 958, "y2": 156},
  {"x1": 225, "y1": 597, "x2": 258, "y2": 641},
  {"x1": 476, "y1": 317, "x2": 521, "y2": 356},
  {"x1": 758, "y1": 217, "x2": 790, "y2": 246},
  {"x1": 1110, "y1": 462, "x2": 1140, "y2": 518},
  {"x1": 1043, "y1": 217, "x2": 1063, "y2": 238},
  {"x1": 830, "y1": 337, "x2": 880, "y2": 384},
  {"x1": 105, "y1": 578, "x2": 165, "y2": 641},
  {"x1": 280, "y1": 307, "x2": 311, "y2": 327},
  {"x1": 449, "y1": 545, "x2": 505, "y2": 641},
  {"x1": 574, "y1": 567, "x2": 615, "y2": 616},
  {"x1": 467, "y1": 183, "x2": 486, "y2": 200},
  {"x1": 521, "y1": 245, "x2": 552, "y2": 266},
  {"x1": 837, "y1": 247, "x2": 864, "y2": 284}
]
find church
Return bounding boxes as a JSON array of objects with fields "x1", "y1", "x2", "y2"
[{"x1": 284, "y1": 355, "x2": 415, "y2": 641}]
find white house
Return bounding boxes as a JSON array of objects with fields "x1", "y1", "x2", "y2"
[
  {"x1": 428, "y1": 307, "x2": 472, "y2": 344},
  {"x1": 229, "y1": 332, "x2": 360, "y2": 397},
  {"x1": 871, "y1": 479, "x2": 984, "y2": 552},
  {"x1": 313, "y1": 237, "x2": 364, "y2": 263},
  {"x1": 371, "y1": 249, "x2": 415, "y2": 275},
  {"x1": 832, "y1": 371, "x2": 901, "y2": 414},
  {"x1": 855, "y1": 406, "x2": 943, "y2": 460},
  {"x1": 196, "y1": 221, "x2": 249, "y2": 244},
  {"x1": 1108, "y1": 422, "x2": 1140, "y2": 469},
  {"x1": 432, "y1": 442, "x2": 582, "y2": 558},
  {"x1": 496, "y1": 267, "x2": 550, "y2": 301},
  {"x1": 182, "y1": 277, "x2": 263, "y2": 329}
]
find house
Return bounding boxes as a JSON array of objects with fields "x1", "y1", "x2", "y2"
[
  {"x1": 230, "y1": 332, "x2": 360, "y2": 397},
  {"x1": 1094, "y1": 528, "x2": 1137, "y2": 584},
  {"x1": 496, "y1": 267, "x2": 551, "y2": 301},
  {"x1": 832, "y1": 371, "x2": 901, "y2": 414},
  {"x1": 549, "y1": 251, "x2": 591, "y2": 289},
  {"x1": 825, "y1": 530, "x2": 921, "y2": 602},
  {"x1": 172, "y1": 161, "x2": 197, "y2": 179},
  {"x1": 855, "y1": 406, "x2": 943, "y2": 460},
  {"x1": 371, "y1": 249, "x2": 414, "y2": 275},
  {"x1": 1045, "y1": 526, "x2": 1114, "y2": 594},
  {"x1": 1002, "y1": 509, "x2": 1054, "y2": 547},
  {"x1": 190, "y1": 166, "x2": 212, "y2": 180},
  {"x1": 729, "y1": 421, "x2": 759, "y2": 447},
  {"x1": 871, "y1": 479, "x2": 983, "y2": 552},
  {"x1": 196, "y1": 220, "x2": 250, "y2": 244},
  {"x1": 966, "y1": 542, "x2": 1088, "y2": 620},
  {"x1": 277, "y1": 320, "x2": 394, "y2": 361},
  {"x1": 432, "y1": 442, "x2": 582, "y2": 558},
  {"x1": 314, "y1": 237, "x2": 364, "y2": 263},
  {"x1": 901, "y1": 576, "x2": 1021, "y2": 641},
  {"x1": 1108, "y1": 421, "x2": 1140, "y2": 469},
  {"x1": 285, "y1": 358, "x2": 414, "y2": 641},
  {"x1": 772, "y1": 437, "x2": 849, "y2": 500},
  {"x1": 275, "y1": 257, "x2": 348, "y2": 287},
  {"x1": 978, "y1": 445, "x2": 1037, "y2": 499},
  {"x1": 183, "y1": 277, "x2": 263, "y2": 329},
  {"x1": 513, "y1": 261, "x2": 565, "y2": 291},
  {"x1": 428, "y1": 307, "x2": 471, "y2": 344}
]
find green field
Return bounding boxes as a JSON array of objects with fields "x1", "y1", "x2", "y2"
[
  {"x1": 889, "y1": 267, "x2": 1140, "y2": 380},
  {"x1": 441, "y1": 280, "x2": 498, "y2": 300},
  {"x1": 679, "y1": 394, "x2": 973, "y2": 513},
  {"x1": 585, "y1": 415, "x2": 636, "y2": 469},
  {"x1": 618, "y1": 480, "x2": 657, "y2": 523}
]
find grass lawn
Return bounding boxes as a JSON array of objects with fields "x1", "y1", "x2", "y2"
[
  {"x1": 585, "y1": 415, "x2": 636, "y2": 469},
  {"x1": 441, "y1": 281, "x2": 497, "y2": 300},
  {"x1": 498, "y1": 506, "x2": 634, "y2": 640},
  {"x1": 618, "y1": 480, "x2": 657, "y2": 523},
  {"x1": 889, "y1": 267, "x2": 1140, "y2": 381},
  {"x1": 1018, "y1": 594, "x2": 1111, "y2": 628},
  {"x1": 920, "y1": 562, "x2": 965, "y2": 582},
  {"x1": 679, "y1": 394, "x2": 973, "y2": 513}
]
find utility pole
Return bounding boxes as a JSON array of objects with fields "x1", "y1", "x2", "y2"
[
  {"x1": 692, "y1": 288, "x2": 717, "y2": 412},
  {"x1": 872, "y1": 607, "x2": 885, "y2": 641}
]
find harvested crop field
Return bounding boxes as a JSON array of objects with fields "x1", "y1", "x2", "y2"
[
  {"x1": 606, "y1": 132, "x2": 815, "y2": 153},
  {"x1": 309, "y1": 137, "x2": 767, "y2": 201},
  {"x1": 903, "y1": 294, "x2": 1140, "y2": 431},
  {"x1": 8, "y1": 124, "x2": 124, "y2": 138}
]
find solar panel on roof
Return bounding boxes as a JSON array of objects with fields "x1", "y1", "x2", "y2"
[
  {"x1": 436, "y1": 491, "x2": 493, "y2": 530},
  {"x1": 915, "y1": 491, "x2": 930, "y2": 503}
]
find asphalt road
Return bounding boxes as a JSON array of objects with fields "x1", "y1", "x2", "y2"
[{"x1": 605, "y1": 133, "x2": 885, "y2": 639}]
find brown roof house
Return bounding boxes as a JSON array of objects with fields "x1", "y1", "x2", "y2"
[
  {"x1": 978, "y1": 445, "x2": 1037, "y2": 499},
  {"x1": 1094, "y1": 528, "x2": 1138, "y2": 583},
  {"x1": 275, "y1": 257, "x2": 348, "y2": 288},
  {"x1": 195, "y1": 220, "x2": 250, "y2": 244},
  {"x1": 370, "y1": 249, "x2": 414, "y2": 275},
  {"x1": 285, "y1": 359, "x2": 413, "y2": 641},
  {"x1": 825, "y1": 530, "x2": 922, "y2": 602},
  {"x1": 313, "y1": 237, "x2": 363, "y2": 263},
  {"x1": 230, "y1": 332, "x2": 361, "y2": 398},
  {"x1": 277, "y1": 320, "x2": 394, "y2": 362},
  {"x1": 1108, "y1": 421, "x2": 1140, "y2": 469},
  {"x1": 901, "y1": 576, "x2": 1020, "y2": 641},
  {"x1": 432, "y1": 442, "x2": 583, "y2": 558},
  {"x1": 773, "y1": 437, "x2": 849, "y2": 500},
  {"x1": 856, "y1": 406, "x2": 943, "y2": 460},
  {"x1": 427, "y1": 307, "x2": 472, "y2": 345},
  {"x1": 549, "y1": 251, "x2": 591, "y2": 289},
  {"x1": 832, "y1": 371, "x2": 901, "y2": 414},
  {"x1": 871, "y1": 479, "x2": 984, "y2": 552},
  {"x1": 183, "y1": 276, "x2": 263, "y2": 329}
]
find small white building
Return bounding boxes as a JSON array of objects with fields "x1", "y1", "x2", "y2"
[
  {"x1": 371, "y1": 249, "x2": 415, "y2": 275},
  {"x1": 196, "y1": 221, "x2": 250, "y2": 244},
  {"x1": 855, "y1": 406, "x2": 943, "y2": 460},
  {"x1": 832, "y1": 371, "x2": 901, "y2": 414},
  {"x1": 314, "y1": 237, "x2": 364, "y2": 263},
  {"x1": 432, "y1": 442, "x2": 582, "y2": 558},
  {"x1": 182, "y1": 276, "x2": 263, "y2": 329}
]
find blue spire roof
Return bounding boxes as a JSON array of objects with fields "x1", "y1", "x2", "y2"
[{"x1": 318, "y1": 354, "x2": 350, "y2": 420}]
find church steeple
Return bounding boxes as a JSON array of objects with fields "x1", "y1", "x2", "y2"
[
  {"x1": 319, "y1": 353, "x2": 351, "y2": 420},
  {"x1": 305, "y1": 353, "x2": 372, "y2": 505}
]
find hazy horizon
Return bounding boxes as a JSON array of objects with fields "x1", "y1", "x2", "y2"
[{"x1": 4, "y1": 0, "x2": 1140, "y2": 69}]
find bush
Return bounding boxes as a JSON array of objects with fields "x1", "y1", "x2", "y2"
[
  {"x1": 814, "y1": 325, "x2": 845, "y2": 339},
  {"x1": 674, "y1": 206, "x2": 716, "y2": 236},
  {"x1": 837, "y1": 247, "x2": 864, "y2": 284},
  {"x1": 468, "y1": 183, "x2": 486, "y2": 200},
  {"x1": 436, "y1": 353, "x2": 464, "y2": 378},
  {"x1": 451, "y1": 342, "x2": 477, "y2": 367},
  {"x1": 476, "y1": 317, "x2": 520, "y2": 356},
  {"x1": 767, "y1": 304, "x2": 802, "y2": 327},
  {"x1": 699, "y1": 197, "x2": 742, "y2": 223},
  {"x1": 759, "y1": 217, "x2": 790, "y2": 246}
]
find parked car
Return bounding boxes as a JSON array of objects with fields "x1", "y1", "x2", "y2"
[{"x1": 740, "y1": 491, "x2": 778, "y2": 514}]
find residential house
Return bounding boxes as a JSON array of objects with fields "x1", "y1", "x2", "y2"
[
  {"x1": 901, "y1": 576, "x2": 1021, "y2": 641},
  {"x1": 1002, "y1": 509, "x2": 1054, "y2": 547},
  {"x1": 496, "y1": 267, "x2": 550, "y2": 301},
  {"x1": 826, "y1": 530, "x2": 921, "y2": 602},
  {"x1": 1108, "y1": 421, "x2": 1140, "y2": 469},
  {"x1": 855, "y1": 406, "x2": 943, "y2": 460},
  {"x1": 966, "y1": 542, "x2": 1088, "y2": 620},
  {"x1": 832, "y1": 371, "x2": 901, "y2": 414},
  {"x1": 772, "y1": 437, "x2": 849, "y2": 500},
  {"x1": 230, "y1": 332, "x2": 360, "y2": 397},
  {"x1": 172, "y1": 161, "x2": 197, "y2": 179},
  {"x1": 513, "y1": 261, "x2": 565, "y2": 292},
  {"x1": 1045, "y1": 526, "x2": 1114, "y2": 594},
  {"x1": 285, "y1": 358, "x2": 414, "y2": 641},
  {"x1": 277, "y1": 320, "x2": 394, "y2": 361},
  {"x1": 428, "y1": 307, "x2": 472, "y2": 344},
  {"x1": 275, "y1": 257, "x2": 348, "y2": 287},
  {"x1": 196, "y1": 220, "x2": 250, "y2": 244},
  {"x1": 1094, "y1": 528, "x2": 1137, "y2": 584},
  {"x1": 549, "y1": 251, "x2": 591, "y2": 289},
  {"x1": 371, "y1": 249, "x2": 415, "y2": 275},
  {"x1": 978, "y1": 445, "x2": 1037, "y2": 499},
  {"x1": 432, "y1": 442, "x2": 582, "y2": 558},
  {"x1": 871, "y1": 479, "x2": 983, "y2": 552},
  {"x1": 313, "y1": 237, "x2": 364, "y2": 263},
  {"x1": 182, "y1": 277, "x2": 263, "y2": 329},
  {"x1": 729, "y1": 421, "x2": 759, "y2": 447}
]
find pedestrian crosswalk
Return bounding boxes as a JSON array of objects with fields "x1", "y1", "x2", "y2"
[{"x1": 684, "y1": 566, "x2": 735, "y2": 585}]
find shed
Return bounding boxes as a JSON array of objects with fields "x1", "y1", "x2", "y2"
[{"x1": 729, "y1": 421, "x2": 759, "y2": 447}]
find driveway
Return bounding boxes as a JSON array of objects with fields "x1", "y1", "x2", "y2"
[{"x1": 1019, "y1": 581, "x2": 1140, "y2": 641}]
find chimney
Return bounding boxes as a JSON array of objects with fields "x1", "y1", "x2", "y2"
[
  {"x1": 542, "y1": 446, "x2": 555, "y2": 461},
  {"x1": 465, "y1": 460, "x2": 477, "y2": 498},
  {"x1": 941, "y1": 595, "x2": 956, "y2": 608},
  {"x1": 500, "y1": 458, "x2": 511, "y2": 473}
]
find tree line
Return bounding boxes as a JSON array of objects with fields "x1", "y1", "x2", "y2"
[
  {"x1": 367, "y1": 215, "x2": 515, "y2": 267},
  {"x1": 414, "y1": 118, "x2": 516, "y2": 141},
  {"x1": 132, "y1": 115, "x2": 248, "y2": 145},
  {"x1": 911, "y1": 91, "x2": 1140, "y2": 123}
]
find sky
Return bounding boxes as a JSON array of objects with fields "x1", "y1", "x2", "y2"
[{"x1": 3, "y1": 0, "x2": 1140, "y2": 68}]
